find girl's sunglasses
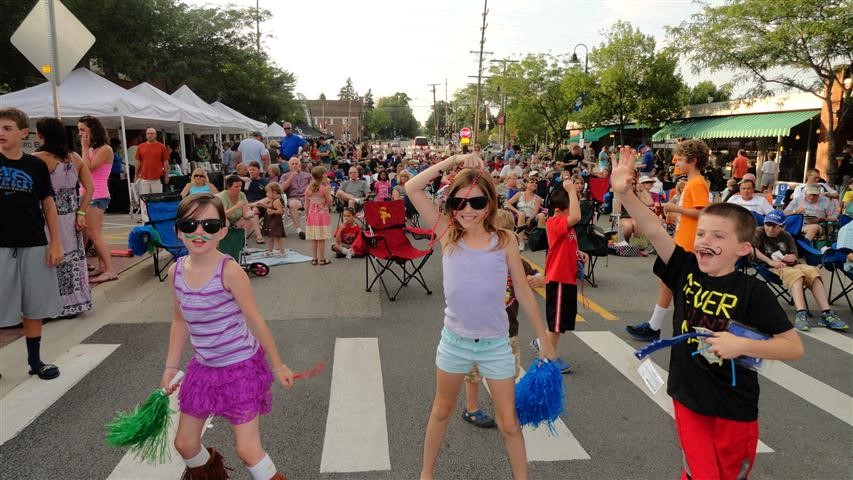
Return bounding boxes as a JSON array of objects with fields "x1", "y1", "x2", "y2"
[
  {"x1": 176, "y1": 219, "x2": 225, "y2": 234},
  {"x1": 446, "y1": 196, "x2": 488, "y2": 210}
]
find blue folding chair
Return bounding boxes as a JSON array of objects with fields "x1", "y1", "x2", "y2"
[
  {"x1": 772, "y1": 183, "x2": 791, "y2": 208},
  {"x1": 141, "y1": 193, "x2": 187, "y2": 281},
  {"x1": 822, "y1": 246, "x2": 853, "y2": 312}
]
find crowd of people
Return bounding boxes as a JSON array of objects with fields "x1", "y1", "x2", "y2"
[{"x1": 2, "y1": 103, "x2": 852, "y2": 479}]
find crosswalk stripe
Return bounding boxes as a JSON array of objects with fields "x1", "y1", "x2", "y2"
[
  {"x1": 0, "y1": 344, "x2": 120, "y2": 446},
  {"x1": 574, "y1": 331, "x2": 774, "y2": 453},
  {"x1": 107, "y1": 392, "x2": 212, "y2": 479},
  {"x1": 320, "y1": 338, "x2": 391, "y2": 473},
  {"x1": 800, "y1": 328, "x2": 853, "y2": 355},
  {"x1": 482, "y1": 368, "x2": 591, "y2": 461},
  {"x1": 759, "y1": 361, "x2": 853, "y2": 426}
]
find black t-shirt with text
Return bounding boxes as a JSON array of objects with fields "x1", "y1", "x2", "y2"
[
  {"x1": 0, "y1": 152, "x2": 54, "y2": 247},
  {"x1": 654, "y1": 246, "x2": 792, "y2": 421}
]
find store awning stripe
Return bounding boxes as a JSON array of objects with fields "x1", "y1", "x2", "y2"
[
  {"x1": 652, "y1": 110, "x2": 819, "y2": 141},
  {"x1": 568, "y1": 124, "x2": 647, "y2": 143}
]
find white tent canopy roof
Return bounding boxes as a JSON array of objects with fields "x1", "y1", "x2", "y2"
[
  {"x1": 170, "y1": 85, "x2": 247, "y2": 134},
  {"x1": 0, "y1": 68, "x2": 179, "y2": 129},
  {"x1": 129, "y1": 83, "x2": 222, "y2": 133},
  {"x1": 210, "y1": 101, "x2": 266, "y2": 132},
  {"x1": 264, "y1": 122, "x2": 286, "y2": 138}
]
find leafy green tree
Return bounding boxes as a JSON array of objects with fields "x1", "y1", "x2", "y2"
[
  {"x1": 319, "y1": 93, "x2": 327, "y2": 101},
  {"x1": 374, "y1": 93, "x2": 419, "y2": 138},
  {"x1": 685, "y1": 81, "x2": 733, "y2": 105},
  {"x1": 363, "y1": 89, "x2": 375, "y2": 111},
  {"x1": 338, "y1": 77, "x2": 357, "y2": 101},
  {"x1": 576, "y1": 21, "x2": 686, "y2": 144},
  {"x1": 668, "y1": 0, "x2": 852, "y2": 164}
]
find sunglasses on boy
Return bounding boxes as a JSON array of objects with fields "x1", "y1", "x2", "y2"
[
  {"x1": 764, "y1": 222, "x2": 782, "y2": 229},
  {"x1": 446, "y1": 196, "x2": 489, "y2": 211},
  {"x1": 176, "y1": 218, "x2": 225, "y2": 234}
]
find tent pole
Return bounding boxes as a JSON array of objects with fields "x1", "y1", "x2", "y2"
[
  {"x1": 120, "y1": 115, "x2": 134, "y2": 221},
  {"x1": 179, "y1": 122, "x2": 188, "y2": 174}
]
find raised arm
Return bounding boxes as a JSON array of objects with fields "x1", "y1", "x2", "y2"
[
  {"x1": 405, "y1": 154, "x2": 481, "y2": 232},
  {"x1": 612, "y1": 146, "x2": 674, "y2": 263}
]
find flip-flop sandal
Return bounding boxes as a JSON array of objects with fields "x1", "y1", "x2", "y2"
[
  {"x1": 318, "y1": 259, "x2": 332, "y2": 266},
  {"x1": 88, "y1": 269, "x2": 104, "y2": 277},
  {"x1": 29, "y1": 363, "x2": 60, "y2": 380},
  {"x1": 311, "y1": 259, "x2": 318, "y2": 265},
  {"x1": 91, "y1": 273, "x2": 119, "y2": 284}
]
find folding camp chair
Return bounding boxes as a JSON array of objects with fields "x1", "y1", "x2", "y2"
[
  {"x1": 823, "y1": 246, "x2": 853, "y2": 311},
  {"x1": 140, "y1": 192, "x2": 187, "y2": 281},
  {"x1": 586, "y1": 177, "x2": 610, "y2": 223},
  {"x1": 576, "y1": 199, "x2": 609, "y2": 287},
  {"x1": 362, "y1": 200, "x2": 433, "y2": 301}
]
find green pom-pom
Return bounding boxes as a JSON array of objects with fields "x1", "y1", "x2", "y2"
[{"x1": 105, "y1": 388, "x2": 174, "y2": 464}]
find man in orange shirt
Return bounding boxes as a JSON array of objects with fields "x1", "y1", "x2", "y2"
[
  {"x1": 627, "y1": 139, "x2": 710, "y2": 341},
  {"x1": 134, "y1": 127, "x2": 169, "y2": 221},
  {"x1": 731, "y1": 149, "x2": 749, "y2": 183}
]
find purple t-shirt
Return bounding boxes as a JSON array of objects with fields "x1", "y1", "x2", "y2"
[{"x1": 281, "y1": 171, "x2": 312, "y2": 199}]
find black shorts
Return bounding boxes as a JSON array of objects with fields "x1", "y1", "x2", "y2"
[{"x1": 545, "y1": 282, "x2": 577, "y2": 333}]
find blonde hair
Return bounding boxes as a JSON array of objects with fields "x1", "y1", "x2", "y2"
[
  {"x1": 267, "y1": 164, "x2": 280, "y2": 177},
  {"x1": 265, "y1": 182, "x2": 282, "y2": 195},
  {"x1": 308, "y1": 165, "x2": 327, "y2": 194},
  {"x1": 443, "y1": 168, "x2": 510, "y2": 250},
  {"x1": 191, "y1": 168, "x2": 208, "y2": 183},
  {"x1": 495, "y1": 209, "x2": 516, "y2": 231}
]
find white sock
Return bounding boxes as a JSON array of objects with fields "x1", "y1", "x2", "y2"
[
  {"x1": 648, "y1": 304, "x2": 669, "y2": 331},
  {"x1": 183, "y1": 445, "x2": 210, "y2": 468},
  {"x1": 247, "y1": 454, "x2": 276, "y2": 480}
]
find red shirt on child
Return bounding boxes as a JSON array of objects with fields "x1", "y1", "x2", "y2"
[{"x1": 544, "y1": 214, "x2": 578, "y2": 284}]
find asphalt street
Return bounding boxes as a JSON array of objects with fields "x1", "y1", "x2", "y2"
[{"x1": 0, "y1": 222, "x2": 851, "y2": 480}]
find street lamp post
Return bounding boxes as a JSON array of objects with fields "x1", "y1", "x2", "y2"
[{"x1": 569, "y1": 43, "x2": 589, "y2": 146}]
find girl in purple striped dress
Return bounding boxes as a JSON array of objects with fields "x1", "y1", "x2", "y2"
[{"x1": 161, "y1": 193, "x2": 294, "y2": 480}]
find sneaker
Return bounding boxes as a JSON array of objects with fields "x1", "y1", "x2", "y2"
[
  {"x1": 529, "y1": 338, "x2": 540, "y2": 353},
  {"x1": 794, "y1": 311, "x2": 810, "y2": 332},
  {"x1": 298, "y1": 231, "x2": 306, "y2": 240},
  {"x1": 345, "y1": 253, "x2": 353, "y2": 260},
  {"x1": 625, "y1": 322, "x2": 661, "y2": 342},
  {"x1": 818, "y1": 311, "x2": 848, "y2": 331},
  {"x1": 551, "y1": 358, "x2": 574, "y2": 374},
  {"x1": 461, "y1": 409, "x2": 496, "y2": 428}
]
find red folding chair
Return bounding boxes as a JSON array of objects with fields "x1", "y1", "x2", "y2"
[
  {"x1": 362, "y1": 200, "x2": 434, "y2": 301},
  {"x1": 586, "y1": 176, "x2": 610, "y2": 223}
]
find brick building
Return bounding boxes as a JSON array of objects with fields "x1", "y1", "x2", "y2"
[{"x1": 305, "y1": 99, "x2": 364, "y2": 142}]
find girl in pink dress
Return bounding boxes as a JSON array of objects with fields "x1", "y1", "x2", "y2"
[{"x1": 304, "y1": 165, "x2": 333, "y2": 265}]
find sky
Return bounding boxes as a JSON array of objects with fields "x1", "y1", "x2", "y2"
[{"x1": 184, "y1": 0, "x2": 725, "y2": 123}]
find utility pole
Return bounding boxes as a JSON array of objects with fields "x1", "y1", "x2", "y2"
[
  {"x1": 444, "y1": 78, "x2": 450, "y2": 142},
  {"x1": 471, "y1": 0, "x2": 490, "y2": 144},
  {"x1": 490, "y1": 58, "x2": 518, "y2": 147},
  {"x1": 428, "y1": 83, "x2": 440, "y2": 145},
  {"x1": 255, "y1": 0, "x2": 261, "y2": 53}
]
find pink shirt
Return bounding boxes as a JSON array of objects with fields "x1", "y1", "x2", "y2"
[{"x1": 83, "y1": 146, "x2": 112, "y2": 200}]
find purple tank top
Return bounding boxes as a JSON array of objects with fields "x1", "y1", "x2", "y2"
[
  {"x1": 442, "y1": 234, "x2": 509, "y2": 339},
  {"x1": 174, "y1": 255, "x2": 258, "y2": 367}
]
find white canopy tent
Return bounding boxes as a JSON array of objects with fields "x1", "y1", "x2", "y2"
[
  {"x1": 264, "y1": 122, "x2": 286, "y2": 138},
  {"x1": 170, "y1": 85, "x2": 247, "y2": 134},
  {"x1": 130, "y1": 82, "x2": 223, "y2": 169},
  {"x1": 210, "y1": 101, "x2": 266, "y2": 132},
  {"x1": 0, "y1": 68, "x2": 183, "y2": 217}
]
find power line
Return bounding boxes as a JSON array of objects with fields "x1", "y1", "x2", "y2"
[
  {"x1": 471, "y1": 0, "x2": 491, "y2": 144},
  {"x1": 428, "y1": 83, "x2": 440, "y2": 142}
]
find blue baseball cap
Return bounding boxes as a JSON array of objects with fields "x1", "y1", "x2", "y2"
[
  {"x1": 637, "y1": 143, "x2": 647, "y2": 150},
  {"x1": 764, "y1": 210, "x2": 785, "y2": 225}
]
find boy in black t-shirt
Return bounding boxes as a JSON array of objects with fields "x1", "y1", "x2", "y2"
[
  {"x1": 611, "y1": 146, "x2": 804, "y2": 479},
  {"x1": 0, "y1": 108, "x2": 64, "y2": 380}
]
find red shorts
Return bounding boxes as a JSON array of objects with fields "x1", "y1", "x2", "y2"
[{"x1": 673, "y1": 400, "x2": 758, "y2": 480}]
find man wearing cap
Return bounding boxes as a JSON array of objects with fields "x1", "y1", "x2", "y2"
[
  {"x1": 236, "y1": 131, "x2": 270, "y2": 170},
  {"x1": 731, "y1": 149, "x2": 749, "y2": 183},
  {"x1": 752, "y1": 210, "x2": 848, "y2": 332},
  {"x1": 784, "y1": 184, "x2": 838, "y2": 241},
  {"x1": 279, "y1": 122, "x2": 307, "y2": 161},
  {"x1": 791, "y1": 168, "x2": 838, "y2": 203}
]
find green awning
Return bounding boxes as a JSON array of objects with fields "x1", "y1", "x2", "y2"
[
  {"x1": 652, "y1": 110, "x2": 819, "y2": 141},
  {"x1": 568, "y1": 126, "x2": 617, "y2": 143},
  {"x1": 701, "y1": 110, "x2": 820, "y2": 139}
]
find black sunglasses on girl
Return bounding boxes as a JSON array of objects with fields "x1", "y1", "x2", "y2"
[
  {"x1": 176, "y1": 219, "x2": 225, "y2": 234},
  {"x1": 446, "y1": 196, "x2": 489, "y2": 210}
]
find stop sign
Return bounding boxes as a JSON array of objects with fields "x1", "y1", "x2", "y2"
[{"x1": 460, "y1": 127, "x2": 471, "y2": 139}]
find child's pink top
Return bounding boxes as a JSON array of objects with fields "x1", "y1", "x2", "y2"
[{"x1": 85, "y1": 146, "x2": 112, "y2": 200}]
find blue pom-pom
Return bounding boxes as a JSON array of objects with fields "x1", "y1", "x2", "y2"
[{"x1": 515, "y1": 360, "x2": 565, "y2": 434}]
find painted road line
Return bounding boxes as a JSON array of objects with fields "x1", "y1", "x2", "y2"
[
  {"x1": 523, "y1": 256, "x2": 617, "y2": 321},
  {"x1": 800, "y1": 329, "x2": 853, "y2": 355},
  {"x1": 320, "y1": 338, "x2": 391, "y2": 473},
  {"x1": 483, "y1": 368, "x2": 590, "y2": 461},
  {"x1": 108, "y1": 393, "x2": 212, "y2": 480},
  {"x1": 574, "y1": 331, "x2": 773, "y2": 453},
  {"x1": 0, "y1": 344, "x2": 120, "y2": 446},
  {"x1": 759, "y1": 361, "x2": 853, "y2": 426}
]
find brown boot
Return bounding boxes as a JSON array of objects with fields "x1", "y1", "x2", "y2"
[
  {"x1": 181, "y1": 447, "x2": 231, "y2": 480},
  {"x1": 270, "y1": 473, "x2": 288, "y2": 480}
]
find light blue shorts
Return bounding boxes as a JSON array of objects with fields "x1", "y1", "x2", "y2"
[{"x1": 435, "y1": 327, "x2": 515, "y2": 380}]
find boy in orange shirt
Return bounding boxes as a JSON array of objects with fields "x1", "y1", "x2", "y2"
[{"x1": 627, "y1": 140, "x2": 710, "y2": 341}]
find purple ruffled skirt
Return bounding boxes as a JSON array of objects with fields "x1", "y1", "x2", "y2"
[{"x1": 178, "y1": 347, "x2": 274, "y2": 425}]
